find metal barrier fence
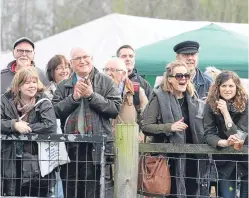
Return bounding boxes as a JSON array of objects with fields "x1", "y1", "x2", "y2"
[
  {"x1": 0, "y1": 133, "x2": 112, "y2": 198},
  {"x1": 137, "y1": 143, "x2": 248, "y2": 198}
]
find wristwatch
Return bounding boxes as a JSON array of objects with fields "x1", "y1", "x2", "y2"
[
  {"x1": 87, "y1": 93, "x2": 94, "y2": 102},
  {"x1": 226, "y1": 122, "x2": 233, "y2": 129}
]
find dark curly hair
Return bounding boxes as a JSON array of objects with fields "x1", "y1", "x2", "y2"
[{"x1": 207, "y1": 71, "x2": 247, "y2": 114}]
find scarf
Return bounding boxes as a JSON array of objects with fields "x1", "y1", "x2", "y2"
[
  {"x1": 64, "y1": 72, "x2": 93, "y2": 135},
  {"x1": 154, "y1": 87, "x2": 186, "y2": 197},
  {"x1": 154, "y1": 87, "x2": 210, "y2": 197},
  {"x1": 16, "y1": 97, "x2": 36, "y2": 156}
]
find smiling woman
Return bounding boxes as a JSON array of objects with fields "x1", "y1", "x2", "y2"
[
  {"x1": 204, "y1": 71, "x2": 248, "y2": 198},
  {"x1": 141, "y1": 60, "x2": 210, "y2": 197},
  {"x1": 45, "y1": 54, "x2": 72, "y2": 99},
  {"x1": 1, "y1": 67, "x2": 57, "y2": 196}
]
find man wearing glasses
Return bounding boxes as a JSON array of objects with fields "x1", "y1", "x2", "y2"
[
  {"x1": 174, "y1": 41, "x2": 212, "y2": 99},
  {"x1": 1, "y1": 37, "x2": 49, "y2": 94},
  {"x1": 103, "y1": 58, "x2": 148, "y2": 131},
  {"x1": 52, "y1": 47, "x2": 121, "y2": 198}
]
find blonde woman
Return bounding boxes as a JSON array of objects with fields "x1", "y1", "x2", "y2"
[
  {"x1": 1, "y1": 67, "x2": 57, "y2": 196},
  {"x1": 141, "y1": 60, "x2": 209, "y2": 197}
]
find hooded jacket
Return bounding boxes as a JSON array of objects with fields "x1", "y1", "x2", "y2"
[{"x1": 1, "y1": 60, "x2": 49, "y2": 94}]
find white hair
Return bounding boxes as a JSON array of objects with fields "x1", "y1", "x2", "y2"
[
  {"x1": 204, "y1": 66, "x2": 221, "y2": 81},
  {"x1": 105, "y1": 57, "x2": 128, "y2": 75},
  {"x1": 70, "y1": 47, "x2": 90, "y2": 59}
]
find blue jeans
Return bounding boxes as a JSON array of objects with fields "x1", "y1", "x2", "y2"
[
  {"x1": 51, "y1": 171, "x2": 64, "y2": 198},
  {"x1": 218, "y1": 169, "x2": 248, "y2": 198}
]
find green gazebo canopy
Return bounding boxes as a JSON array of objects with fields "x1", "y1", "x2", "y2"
[{"x1": 135, "y1": 23, "x2": 248, "y2": 81}]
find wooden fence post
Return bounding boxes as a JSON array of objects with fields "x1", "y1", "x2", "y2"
[{"x1": 114, "y1": 124, "x2": 139, "y2": 198}]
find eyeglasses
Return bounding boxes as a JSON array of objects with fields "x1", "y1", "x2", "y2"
[
  {"x1": 103, "y1": 68, "x2": 123, "y2": 72},
  {"x1": 55, "y1": 65, "x2": 70, "y2": 71},
  {"x1": 169, "y1": 73, "x2": 191, "y2": 80},
  {"x1": 16, "y1": 49, "x2": 33, "y2": 55},
  {"x1": 71, "y1": 55, "x2": 90, "y2": 62}
]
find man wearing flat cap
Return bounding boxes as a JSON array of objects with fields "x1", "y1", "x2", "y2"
[
  {"x1": 174, "y1": 40, "x2": 212, "y2": 99},
  {"x1": 1, "y1": 37, "x2": 49, "y2": 94}
]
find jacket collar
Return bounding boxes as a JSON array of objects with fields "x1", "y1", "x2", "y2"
[
  {"x1": 64, "y1": 67, "x2": 99, "y2": 87},
  {"x1": 7, "y1": 60, "x2": 36, "y2": 73},
  {"x1": 128, "y1": 68, "x2": 138, "y2": 79},
  {"x1": 193, "y1": 68, "x2": 205, "y2": 85}
]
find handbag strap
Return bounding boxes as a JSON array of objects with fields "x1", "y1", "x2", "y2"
[{"x1": 19, "y1": 98, "x2": 51, "y2": 120}]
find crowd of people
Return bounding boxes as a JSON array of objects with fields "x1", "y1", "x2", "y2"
[{"x1": 1, "y1": 37, "x2": 248, "y2": 198}]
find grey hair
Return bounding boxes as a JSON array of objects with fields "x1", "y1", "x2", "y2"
[
  {"x1": 105, "y1": 57, "x2": 128, "y2": 75},
  {"x1": 70, "y1": 47, "x2": 90, "y2": 59}
]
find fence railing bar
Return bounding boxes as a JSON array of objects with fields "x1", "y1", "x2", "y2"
[
  {"x1": 0, "y1": 134, "x2": 108, "y2": 143},
  {"x1": 139, "y1": 143, "x2": 248, "y2": 154}
]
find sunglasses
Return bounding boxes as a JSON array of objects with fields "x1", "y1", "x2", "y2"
[{"x1": 169, "y1": 73, "x2": 191, "y2": 80}]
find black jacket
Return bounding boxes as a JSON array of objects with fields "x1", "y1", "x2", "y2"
[
  {"x1": 204, "y1": 102, "x2": 248, "y2": 177},
  {"x1": 52, "y1": 68, "x2": 122, "y2": 162},
  {"x1": 1, "y1": 60, "x2": 49, "y2": 94},
  {"x1": 1, "y1": 91, "x2": 57, "y2": 195}
]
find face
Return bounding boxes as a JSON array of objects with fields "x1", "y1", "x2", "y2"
[
  {"x1": 54, "y1": 62, "x2": 70, "y2": 83},
  {"x1": 70, "y1": 48, "x2": 93, "y2": 77},
  {"x1": 19, "y1": 77, "x2": 38, "y2": 99},
  {"x1": 177, "y1": 53, "x2": 198, "y2": 72},
  {"x1": 13, "y1": 42, "x2": 34, "y2": 69},
  {"x1": 103, "y1": 61, "x2": 126, "y2": 86},
  {"x1": 168, "y1": 66, "x2": 190, "y2": 93},
  {"x1": 118, "y1": 48, "x2": 135, "y2": 74},
  {"x1": 219, "y1": 78, "x2": 237, "y2": 100}
]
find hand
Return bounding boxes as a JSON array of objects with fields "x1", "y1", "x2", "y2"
[
  {"x1": 217, "y1": 139, "x2": 232, "y2": 147},
  {"x1": 14, "y1": 121, "x2": 32, "y2": 134},
  {"x1": 171, "y1": 117, "x2": 188, "y2": 132},
  {"x1": 138, "y1": 133, "x2": 145, "y2": 143},
  {"x1": 80, "y1": 78, "x2": 93, "y2": 98},
  {"x1": 73, "y1": 83, "x2": 83, "y2": 101},
  {"x1": 16, "y1": 58, "x2": 31, "y2": 68},
  {"x1": 216, "y1": 99, "x2": 229, "y2": 115},
  {"x1": 110, "y1": 73, "x2": 122, "y2": 86},
  {"x1": 228, "y1": 134, "x2": 241, "y2": 144},
  {"x1": 73, "y1": 79, "x2": 92, "y2": 100}
]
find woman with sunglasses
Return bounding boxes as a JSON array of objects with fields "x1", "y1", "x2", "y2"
[
  {"x1": 203, "y1": 71, "x2": 248, "y2": 198},
  {"x1": 141, "y1": 60, "x2": 209, "y2": 197}
]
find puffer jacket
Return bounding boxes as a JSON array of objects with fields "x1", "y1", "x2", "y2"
[{"x1": 1, "y1": 91, "x2": 57, "y2": 196}]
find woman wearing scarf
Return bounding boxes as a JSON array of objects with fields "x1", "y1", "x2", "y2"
[
  {"x1": 203, "y1": 71, "x2": 248, "y2": 198},
  {"x1": 1, "y1": 67, "x2": 57, "y2": 196},
  {"x1": 141, "y1": 60, "x2": 209, "y2": 197}
]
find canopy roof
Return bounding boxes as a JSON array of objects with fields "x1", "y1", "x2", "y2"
[{"x1": 135, "y1": 23, "x2": 248, "y2": 78}]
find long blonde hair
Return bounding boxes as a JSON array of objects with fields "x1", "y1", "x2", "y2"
[
  {"x1": 162, "y1": 60, "x2": 195, "y2": 97},
  {"x1": 11, "y1": 67, "x2": 44, "y2": 103}
]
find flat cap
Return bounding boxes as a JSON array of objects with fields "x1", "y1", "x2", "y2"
[
  {"x1": 173, "y1": 41, "x2": 199, "y2": 54},
  {"x1": 13, "y1": 37, "x2": 35, "y2": 49}
]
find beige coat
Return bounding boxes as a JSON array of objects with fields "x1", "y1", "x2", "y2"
[{"x1": 113, "y1": 78, "x2": 148, "y2": 142}]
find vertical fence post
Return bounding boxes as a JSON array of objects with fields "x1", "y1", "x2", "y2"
[
  {"x1": 114, "y1": 124, "x2": 139, "y2": 198},
  {"x1": 100, "y1": 135, "x2": 106, "y2": 198}
]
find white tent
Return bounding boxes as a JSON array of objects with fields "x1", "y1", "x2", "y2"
[{"x1": 1, "y1": 13, "x2": 248, "y2": 71}]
